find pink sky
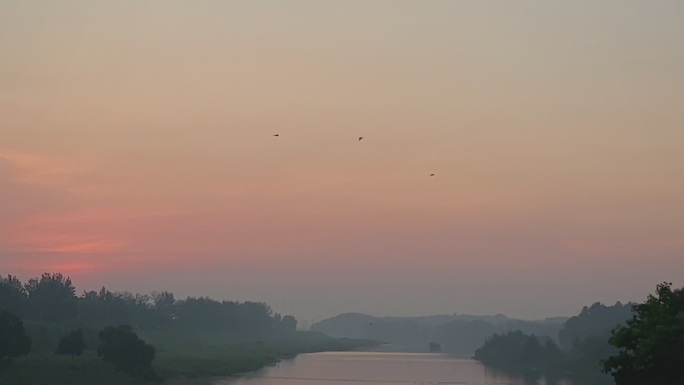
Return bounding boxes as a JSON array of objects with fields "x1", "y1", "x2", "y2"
[{"x1": 1, "y1": 1, "x2": 683, "y2": 322}]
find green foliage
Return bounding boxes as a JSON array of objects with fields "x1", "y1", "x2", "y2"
[
  {"x1": 55, "y1": 329, "x2": 86, "y2": 358},
  {"x1": 25, "y1": 273, "x2": 77, "y2": 323},
  {"x1": 0, "y1": 311, "x2": 31, "y2": 362},
  {"x1": 542, "y1": 338, "x2": 564, "y2": 369},
  {"x1": 603, "y1": 282, "x2": 684, "y2": 385},
  {"x1": 152, "y1": 290, "x2": 176, "y2": 320},
  {"x1": 314, "y1": 312, "x2": 565, "y2": 356},
  {"x1": 473, "y1": 319, "x2": 619, "y2": 384},
  {"x1": 473, "y1": 330, "x2": 563, "y2": 373},
  {"x1": 22, "y1": 321, "x2": 100, "y2": 354},
  {"x1": 280, "y1": 315, "x2": 297, "y2": 332},
  {"x1": 0, "y1": 275, "x2": 28, "y2": 317},
  {"x1": 559, "y1": 301, "x2": 633, "y2": 350},
  {"x1": 436, "y1": 318, "x2": 562, "y2": 357},
  {"x1": 97, "y1": 325, "x2": 156, "y2": 380},
  {"x1": 148, "y1": 330, "x2": 377, "y2": 380},
  {"x1": 80, "y1": 287, "x2": 164, "y2": 328},
  {"x1": 0, "y1": 272, "x2": 374, "y2": 384},
  {"x1": 567, "y1": 336, "x2": 616, "y2": 385},
  {"x1": 1, "y1": 272, "x2": 296, "y2": 334},
  {"x1": 0, "y1": 327, "x2": 376, "y2": 385},
  {"x1": 174, "y1": 297, "x2": 276, "y2": 332}
]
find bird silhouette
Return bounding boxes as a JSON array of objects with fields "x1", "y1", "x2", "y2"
[
  {"x1": 358, "y1": 136, "x2": 364, "y2": 141},
  {"x1": 273, "y1": 134, "x2": 279, "y2": 137},
  {"x1": 430, "y1": 173, "x2": 435, "y2": 177}
]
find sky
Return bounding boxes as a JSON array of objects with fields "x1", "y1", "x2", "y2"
[{"x1": 1, "y1": 1, "x2": 683, "y2": 324}]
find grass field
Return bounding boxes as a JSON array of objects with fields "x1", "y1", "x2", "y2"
[
  {"x1": 0, "y1": 326, "x2": 377, "y2": 385},
  {"x1": 0, "y1": 354, "x2": 136, "y2": 385},
  {"x1": 147, "y1": 330, "x2": 376, "y2": 382}
]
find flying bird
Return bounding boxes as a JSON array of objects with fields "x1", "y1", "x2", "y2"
[
  {"x1": 430, "y1": 173, "x2": 435, "y2": 177},
  {"x1": 358, "y1": 136, "x2": 364, "y2": 141},
  {"x1": 273, "y1": 134, "x2": 279, "y2": 137}
]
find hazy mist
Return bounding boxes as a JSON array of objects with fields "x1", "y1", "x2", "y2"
[{"x1": 2, "y1": 1, "x2": 683, "y2": 323}]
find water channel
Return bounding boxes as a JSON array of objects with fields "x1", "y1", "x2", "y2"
[{"x1": 216, "y1": 352, "x2": 571, "y2": 385}]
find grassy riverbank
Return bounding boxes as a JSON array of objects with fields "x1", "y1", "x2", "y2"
[
  {"x1": 149, "y1": 329, "x2": 376, "y2": 382},
  {"x1": 0, "y1": 329, "x2": 377, "y2": 385}
]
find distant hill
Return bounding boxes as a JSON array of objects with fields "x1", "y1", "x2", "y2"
[
  {"x1": 310, "y1": 313, "x2": 375, "y2": 339},
  {"x1": 312, "y1": 312, "x2": 568, "y2": 357}
]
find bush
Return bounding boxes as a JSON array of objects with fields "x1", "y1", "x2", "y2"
[
  {"x1": 55, "y1": 328, "x2": 86, "y2": 358},
  {"x1": 0, "y1": 311, "x2": 31, "y2": 362},
  {"x1": 97, "y1": 325, "x2": 156, "y2": 380}
]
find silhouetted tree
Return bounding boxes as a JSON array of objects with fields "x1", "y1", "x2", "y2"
[
  {"x1": 79, "y1": 287, "x2": 163, "y2": 328},
  {"x1": 559, "y1": 301, "x2": 633, "y2": 350},
  {"x1": 55, "y1": 328, "x2": 86, "y2": 359},
  {"x1": 281, "y1": 315, "x2": 297, "y2": 332},
  {"x1": 473, "y1": 330, "x2": 563, "y2": 373},
  {"x1": 521, "y1": 334, "x2": 543, "y2": 366},
  {"x1": 234, "y1": 301, "x2": 274, "y2": 331},
  {"x1": 568, "y1": 335, "x2": 615, "y2": 384},
  {"x1": 542, "y1": 338, "x2": 564, "y2": 371},
  {"x1": 0, "y1": 311, "x2": 31, "y2": 362},
  {"x1": 603, "y1": 282, "x2": 684, "y2": 385},
  {"x1": 98, "y1": 325, "x2": 156, "y2": 379},
  {"x1": 0, "y1": 275, "x2": 28, "y2": 317},
  {"x1": 175, "y1": 297, "x2": 277, "y2": 332},
  {"x1": 152, "y1": 290, "x2": 176, "y2": 321},
  {"x1": 25, "y1": 273, "x2": 77, "y2": 322},
  {"x1": 2, "y1": 271, "x2": 289, "y2": 335},
  {"x1": 176, "y1": 297, "x2": 227, "y2": 330}
]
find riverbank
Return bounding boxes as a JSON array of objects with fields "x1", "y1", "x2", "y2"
[
  {"x1": 151, "y1": 330, "x2": 377, "y2": 384},
  {"x1": 0, "y1": 330, "x2": 377, "y2": 385}
]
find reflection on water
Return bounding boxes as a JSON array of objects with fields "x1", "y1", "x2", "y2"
[{"x1": 216, "y1": 352, "x2": 571, "y2": 385}]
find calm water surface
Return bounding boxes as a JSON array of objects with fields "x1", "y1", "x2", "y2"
[{"x1": 216, "y1": 352, "x2": 570, "y2": 385}]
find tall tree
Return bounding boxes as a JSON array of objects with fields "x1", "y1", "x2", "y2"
[
  {"x1": 558, "y1": 301, "x2": 633, "y2": 350},
  {"x1": 25, "y1": 273, "x2": 77, "y2": 322},
  {"x1": 0, "y1": 275, "x2": 27, "y2": 317},
  {"x1": 152, "y1": 290, "x2": 176, "y2": 320},
  {"x1": 97, "y1": 325, "x2": 156, "y2": 379},
  {"x1": 280, "y1": 315, "x2": 298, "y2": 332},
  {"x1": 603, "y1": 282, "x2": 684, "y2": 385}
]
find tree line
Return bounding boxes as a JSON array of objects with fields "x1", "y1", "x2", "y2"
[
  {"x1": 0, "y1": 272, "x2": 299, "y2": 382},
  {"x1": 473, "y1": 283, "x2": 684, "y2": 385},
  {"x1": 0, "y1": 272, "x2": 297, "y2": 332},
  {"x1": 312, "y1": 312, "x2": 566, "y2": 356}
]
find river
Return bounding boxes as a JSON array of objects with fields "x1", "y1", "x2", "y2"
[{"x1": 215, "y1": 351, "x2": 571, "y2": 385}]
